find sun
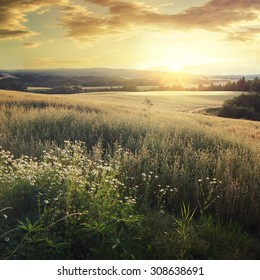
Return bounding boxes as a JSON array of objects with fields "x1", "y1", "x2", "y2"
[{"x1": 169, "y1": 63, "x2": 183, "y2": 72}]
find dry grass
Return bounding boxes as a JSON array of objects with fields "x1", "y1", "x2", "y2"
[{"x1": 0, "y1": 89, "x2": 259, "y2": 231}]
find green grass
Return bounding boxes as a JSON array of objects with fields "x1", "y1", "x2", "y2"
[{"x1": 0, "y1": 89, "x2": 260, "y2": 259}]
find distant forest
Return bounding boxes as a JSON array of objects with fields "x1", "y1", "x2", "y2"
[
  {"x1": 0, "y1": 73, "x2": 157, "y2": 93},
  {"x1": 200, "y1": 76, "x2": 260, "y2": 92},
  {"x1": 161, "y1": 77, "x2": 260, "y2": 92},
  {"x1": 1, "y1": 73, "x2": 260, "y2": 93}
]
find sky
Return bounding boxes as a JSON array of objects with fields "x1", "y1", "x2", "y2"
[{"x1": 0, "y1": 0, "x2": 260, "y2": 74}]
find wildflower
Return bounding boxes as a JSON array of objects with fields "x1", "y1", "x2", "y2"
[
  {"x1": 198, "y1": 179, "x2": 203, "y2": 182},
  {"x1": 3, "y1": 214, "x2": 8, "y2": 219},
  {"x1": 44, "y1": 200, "x2": 49, "y2": 204}
]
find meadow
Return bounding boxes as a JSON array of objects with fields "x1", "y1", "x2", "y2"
[{"x1": 0, "y1": 89, "x2": 259, "y2": 259}]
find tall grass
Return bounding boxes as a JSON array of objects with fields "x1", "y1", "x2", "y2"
[{"x1": 0, "y1": 90, "x2": 260, "y2": 259}]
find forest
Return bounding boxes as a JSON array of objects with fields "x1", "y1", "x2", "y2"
[{"x1": 1, "y1": 74, "x2": 260, "y2": 94}]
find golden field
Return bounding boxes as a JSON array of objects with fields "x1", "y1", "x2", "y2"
[{"x1": 0, "y1": 89, "x2": 259, "y2": 259}]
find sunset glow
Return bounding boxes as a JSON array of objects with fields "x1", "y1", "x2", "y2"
[{"x1": 0, "y1": 0, "x2": 260, "y2": 74}]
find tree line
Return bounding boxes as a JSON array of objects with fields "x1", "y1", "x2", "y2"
[
  {"x1": 199, "y1": 77, "x2": 260, "y2": 92},
  {"x1": 1, "y1": 74, "x2": 260, "y2": 93}
]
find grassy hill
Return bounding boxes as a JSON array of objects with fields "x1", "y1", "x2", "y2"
[{"x1": 0, "y1": 90, "x2": 259, "y2": 259}]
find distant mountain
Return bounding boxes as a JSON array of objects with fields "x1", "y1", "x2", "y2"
[
  {"x1": 1, "y1": 68, "x2": 152, "y2": 78},
  {"x1": 147, "y1": 66, "x2": 173, "y2": 72},
  {"x1": 0, "y1": 68, "x2": 259, "y2": 89},
  {"x1": 0, "y1": 67, "x2": 200, "y2": 82}
]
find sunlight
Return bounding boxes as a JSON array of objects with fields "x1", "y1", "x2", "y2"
[{"x1": 169, "y1": 63, "x2": 183, "y2": 72}]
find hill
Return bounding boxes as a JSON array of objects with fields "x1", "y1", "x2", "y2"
[
  {"x1": 0, "y1": 89, "x2": 259, "y2": 259},
  {"x1": 1, "y1": 68, "x2": 260, "y2": 94}
]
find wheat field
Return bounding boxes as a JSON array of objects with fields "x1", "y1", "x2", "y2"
[{"x1": 0, "y1": 89, "x2": 259, "y2": 259}]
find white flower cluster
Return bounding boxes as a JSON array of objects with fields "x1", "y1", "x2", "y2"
[{"x1": 0, "y1": 141, "x2": 137, "y2": 209}]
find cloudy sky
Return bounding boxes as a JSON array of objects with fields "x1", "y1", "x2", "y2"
[{"x1": 0, "y1": 0, "x2": 260, "y2": 74}]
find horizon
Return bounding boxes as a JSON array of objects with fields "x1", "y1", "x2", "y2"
[
  {"x1": 1, "y1": 0, "x2": 260, "y2": 75},
  {"x1": 1, "y1": 67, "x2": 260, "y2": 77}
]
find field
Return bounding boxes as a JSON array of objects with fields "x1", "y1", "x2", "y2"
[
  {"x1": 69, "y1": 90, "x2": 241, "y2": 112},
  {"x1": 0, "y1": 89, "x2": 260, "y2": 260}
]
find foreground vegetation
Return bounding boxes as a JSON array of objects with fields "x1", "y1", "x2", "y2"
[{"x1": 0, "y1": 90, "x2": 260, "y2": 259}]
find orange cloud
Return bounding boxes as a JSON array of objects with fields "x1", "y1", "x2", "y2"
[
  {"x1": 58, "y1": 0, "x2": 260, "y2": 42},
  {"x1": 1, "y1": 0, "x2": 260, "y2": 42},
  {"x1": 22, "y1": 42, "x2": 42, "y2": 48},
  {"x1": 225, "y1": 28, "x2": 260, "y2": 42},
  {"x1": 0, "y1": 0, "x2": 68, "y2": 40},
  {"x1": 59, "y1": 1, "x2": 161, "y2": 41},
  {"x1": 0, "y1": 29, "x2": 37, "y2": 40}
]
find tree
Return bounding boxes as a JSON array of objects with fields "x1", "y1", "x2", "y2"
[
  {"x1": 250, "y1": 77, "x2": 260, "y2": 93},
  {"x1": 218, "y1": 93, "x2": 260, "y2": 121},
  {"x1": 0, "y1": 78, "x2": 26, "y2": 91},
  {"x1": 236, "y1": 77, "x2": 248, "y2": 91}
]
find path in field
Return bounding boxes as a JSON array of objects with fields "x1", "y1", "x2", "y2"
[
  {"x1": 67, "y1": 90, "x2": 259, "y2": 148},
  {"x1": 74, "y1": 91, "x2": 241, "y2": 112}
]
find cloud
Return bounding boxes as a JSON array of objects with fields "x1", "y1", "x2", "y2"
[
  {"x1": 36, "y1": 7, "x2": 51, "y2": 15},
  {"x1": 1, "y1": 0, "x2": 260, "y2": 42},
  {"x1": 167, "y1": 0, "x2": 260, "y2": 31},
  {"x1": 59, "y1": 1, "x2": 164, "y2": 41},
  {"x1": 59, "y1": 4, "x2": 109, "y2": 41},
  {"x1": 226, "y1": 27, "x2": 260, "y2": 42},
  {"x1": 22, "y1": 42, "x2": 42, "y2": 48},
  {"x1": 58, "y1": 0, "x2": 260, "y2": 42},
  {"x1": 0, "y1": 29, "x2": 37, "y2": 40},
  {"x1": 0, "y1": 0, "x2": 68, "y2": 40}
]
